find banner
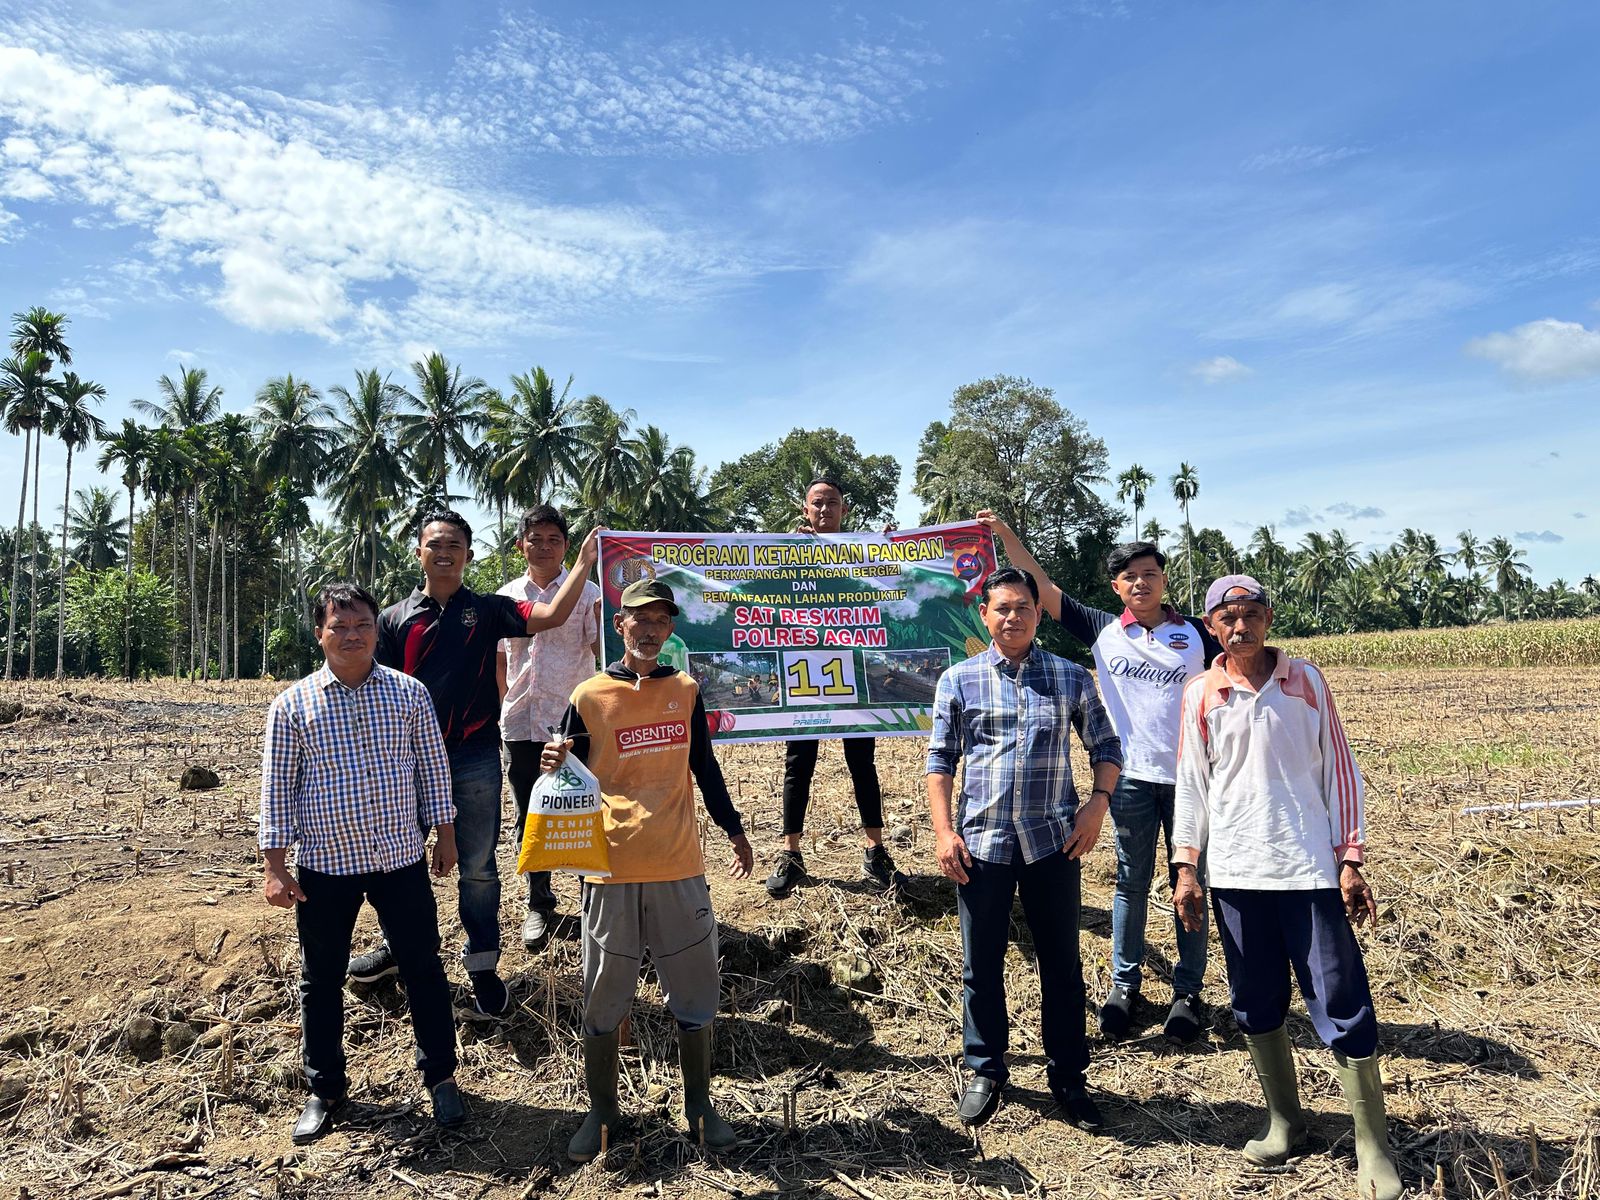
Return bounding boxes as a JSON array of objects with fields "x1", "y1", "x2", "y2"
[{"x1": 597, "y1": 522, "x2": 997, "y2": 742}]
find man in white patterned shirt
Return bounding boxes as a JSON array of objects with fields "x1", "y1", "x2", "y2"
[
  {"x1": 260, "y1": 583, "x2": 464, "y2": 1144},
  {"x1": 497, "y1": 505, "x2": 602, "y2": 951}
]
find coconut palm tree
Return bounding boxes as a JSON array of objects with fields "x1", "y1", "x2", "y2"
[
  {"x1": 1116, "y1": 464, "x2": 1156, "y2": 542},
  {"x1": 1483, "y1": 536, "x2": 1531, "y2": 620},
  {"x1": 45, "y1": 372, "x2": 106, "y2": 677},
  {"x1": 327, "y1": 369, "x2": 412, "y2": 584},
  {"x1": 68, "y1": 486, "x2": 125, "y2": 570},
  {"x1": 1141, "y1": 518, "x2": 1167, "y2": 547},
  {"x1": 1454, "y1": 531, "x2": 1481, "y2": 575},
  {"x1": 1169, "y1": 462, "x2": 1200, "y2": 610},
  {"x1": 1, "y1": 351, "x2": 58, "y2": 678},
  {"x1": 577, "y1": 396, "x2": 642, "y2": 518},
  {"x1": 484, "y1": 366, "x2": 584, "y2": 518},
  {"x1": 399, "y1": 352, "x2": 487, "y2": 493}
]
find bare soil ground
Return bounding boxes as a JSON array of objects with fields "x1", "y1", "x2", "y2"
[{"x1": 1, "y1": 668, "x2": 1598, "y2": 1199}]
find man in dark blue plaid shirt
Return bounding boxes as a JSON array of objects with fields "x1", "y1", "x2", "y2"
[
  {"x1": 260, "y1": 583, "x2": 465, "y2": 1144},
  {"x1": 926, "y1": 567, "x2": 1122, "y2": 1132}
]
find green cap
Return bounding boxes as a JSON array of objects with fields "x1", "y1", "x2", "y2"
[{"x1": 618, "y1": 578, "x2": 679, "y2": 614}]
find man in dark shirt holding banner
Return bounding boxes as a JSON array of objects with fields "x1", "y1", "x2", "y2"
[{"x1": 347, "y1": 510, "x2": 599, "y2": 1021}]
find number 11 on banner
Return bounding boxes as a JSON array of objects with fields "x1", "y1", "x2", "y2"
[{"x1": 781, "y1": 651, "x2": 859, "y2": 707}]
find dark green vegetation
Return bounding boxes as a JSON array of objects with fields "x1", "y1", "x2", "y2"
[{"x1": 3, "y1": 309, "x2": 1596, "y2": 680}]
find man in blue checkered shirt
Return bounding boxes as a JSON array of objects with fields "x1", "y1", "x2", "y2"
[
  {"x1": 926, "y1": 566, "x2": 1123, "y2": 1132},
  {"x1": 260, "y1": 583, "x2": 465, "y2": 1144}
]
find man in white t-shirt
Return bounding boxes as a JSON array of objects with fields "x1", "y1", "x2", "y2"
[
  {"x1": 1172, "y1": 575, "x2": 1401, "y2": 1200},
  {"x1": 497, "y1": 506, "x2": 602, "y2": 951}
]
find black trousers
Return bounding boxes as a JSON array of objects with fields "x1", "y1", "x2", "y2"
[
  {"x1": 958, "y1": 849, "x2": 1088, "y2": 1091},
  {"x1": 781, "y1": 737, "x2": 884, "y2": 836},
  {"x1": 505, "y1": 739, "x2": 559, "y2": 911},
  {"x1": 297, "y1": 858, "x2": 457, "y2": 1099}
]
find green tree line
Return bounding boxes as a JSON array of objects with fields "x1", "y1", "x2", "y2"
[{"x1": 3, "y1": 310, "x2": 1595, "y2": 680}]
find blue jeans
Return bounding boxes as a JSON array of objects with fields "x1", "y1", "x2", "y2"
[
  {"x1": 1109, "y1": 776, "x2": 1207, "y2": 996},
  {"x1": 450, "y1": 741, "x2": 505, "y2": 973},
  {"x1": 958, "y1": 848, "x2": 1088, "y2": 1091}
]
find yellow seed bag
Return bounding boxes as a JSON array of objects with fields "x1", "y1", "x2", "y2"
[{"x1": 516, "y1": 756, "x2": 610, "y2": 878}]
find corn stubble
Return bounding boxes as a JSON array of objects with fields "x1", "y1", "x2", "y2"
[{"x1": 0, "y1": 666, "x2": 1596, "y2": 1199}]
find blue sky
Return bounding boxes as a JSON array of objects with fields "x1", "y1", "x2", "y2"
[{"x1": 2, "y1": 0, "x2": 1598, "y2": 583}]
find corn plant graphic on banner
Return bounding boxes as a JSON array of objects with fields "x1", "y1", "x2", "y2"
[
  {"x1": 597, "y1": 522, "x2": 997, "y2": 743},
  {"x1": 516, "y1": 756, "x2": 610, "y2": 877}
]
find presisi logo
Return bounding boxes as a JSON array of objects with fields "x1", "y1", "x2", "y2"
[
  {"x1": 616, "y1": 721, "x2": 688, "y2": 756},
  {"x1": 461, "y1": 607, "x2": 478, "y2": 628}
]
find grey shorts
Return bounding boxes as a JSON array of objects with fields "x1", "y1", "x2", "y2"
[{"x1": 580, "y1": 875, "x2": 720, "y2": 1035}]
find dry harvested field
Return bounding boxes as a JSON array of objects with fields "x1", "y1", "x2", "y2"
[{"x1": 2, "y1": 668, "x2": 1599, "y2": 1200}]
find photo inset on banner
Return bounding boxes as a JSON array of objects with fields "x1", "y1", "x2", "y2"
[
  {"x1": 687, "y1": 651, "x2": 782, "y2": 710},
  {"x1": 863, "y1": 648, "x2": 950, "y2": 705}
]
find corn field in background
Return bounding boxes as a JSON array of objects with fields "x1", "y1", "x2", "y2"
[{"x1": 1280, "y1": 616, "x2": 1600, "y2": 668}]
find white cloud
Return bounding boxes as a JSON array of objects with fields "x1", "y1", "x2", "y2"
[
  {"x1": 1280, "y1": 506, "x2": 1319, "y2": 528},
  {"x1": 1514, "y1": 529, "x2": 1563, "y2": 544},
  {"x1": 0, "y1": 44, "x2": 739, "y2": 345},
  {"x1": 1189, "y1": 354, "x2": 1251, "y2": 384},
  {"x1": 454, "y1": 16, "x2": 932, "y2": 156},
  {"x1": 1326, "y1": 502, "x2": 1385, "y2": 520},
  {"x1": 1242, "y1": 144, "x2": 1368, "y2": 173},
  {"x1": 1466, "y1": 318, "x2": 1600, "y2": 382}
]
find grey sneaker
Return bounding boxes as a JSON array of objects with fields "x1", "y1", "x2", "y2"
[
  {"x1": 347, "y1": 943, "x2": 397, "y2": 983},
  {"x1": 764, "y1": 850, "x2": 807, "y2": 898},
  {"x1": 862, "y1": 844, "x2": 908, "y2": 893},
  {"x1": 522, "y1": 906, "x2": 552, "y2": 953}
]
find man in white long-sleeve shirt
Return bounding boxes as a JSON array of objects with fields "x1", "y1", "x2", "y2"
[{"x1": 1172, "y1": 575, "x2": 1401, "y2": 1200}]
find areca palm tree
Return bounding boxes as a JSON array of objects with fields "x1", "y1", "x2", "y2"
[
  {"x1": 1169, "y1": 462, "x2": 1200, "y2": 610},
  {"x1": 97, "y1": 420, "x2": 154, "y2": 678},
  {"x1": 1116, "y1": 464, "x2": 1156, "y2": 542},
  {"x1": 68, "y1": 486, "x2": 125, "y2": 569},
  {"x1": 255, "y1": 374, "x2": 333, "y2": 645},
  {"x1": 328, "y1": 369, "x2": 412, "y2": 584},
  {"x1": 134, "y1": 366, "x2": 224, "y2": 674},
  {"x1": 1, "y1": 351, "x2": 57, "y2": 678},
  {"x1": 143, "y1": 427, "x2": 194, "y2": 675},
  {"x1": 45, "y1": 372, "x2": 106, "y2": 677},
  {"x1": 209, "y1": 413, "x2": 257, "y2": 677},
  {"x1": 10, "y1": 307, "x2": 71, "y2": 372},
  {"x1": 399, "y1": 352, "x2": 487, "y2": 493}
]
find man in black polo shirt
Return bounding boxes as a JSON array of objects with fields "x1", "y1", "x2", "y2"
[{"x1": 349, "y1": 510, "x2": 600, "y2": 1018}]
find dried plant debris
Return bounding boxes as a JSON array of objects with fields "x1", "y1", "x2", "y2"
[{"x1": 0, "y1": 669, "x2": 1597, "y2": 1198}]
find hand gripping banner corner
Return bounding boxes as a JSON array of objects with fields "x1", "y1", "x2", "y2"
[{"x1": 597, "y1": 522, "x2": 997, "y2": 743}]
